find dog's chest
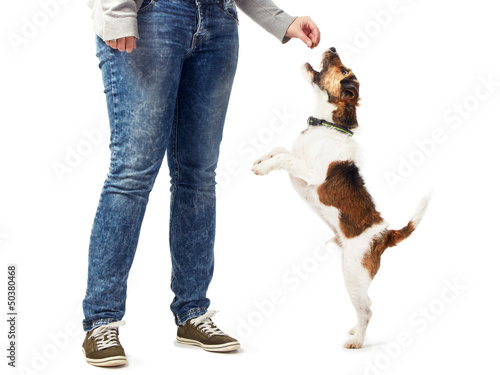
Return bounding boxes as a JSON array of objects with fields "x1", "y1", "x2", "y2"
[{"x1": 291, "y1": 127, "x2": 357, "y2": 183}]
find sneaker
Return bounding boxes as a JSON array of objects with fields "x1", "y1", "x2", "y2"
[
  {"x1": 82, "y1": 321, "x2": 127, "y2": 367},
  {"x1": 176, "y1": 311, "x2": 240, "y2": 352}
]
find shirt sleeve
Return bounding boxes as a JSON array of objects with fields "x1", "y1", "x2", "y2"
[
  {"x1": 234, "y1": 0, "x2": 296, "y2": 43},
  {"x1": 88, "y1": 0, "x2": 139, "y2": 41}
]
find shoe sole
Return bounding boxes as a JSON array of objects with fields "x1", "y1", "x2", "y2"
[
  {"x1": 82, "y1": 348, "x2": 127, "y2": 367},
  {"x1": 176, "y1": 336, "x2": 240, "y2": 352}
]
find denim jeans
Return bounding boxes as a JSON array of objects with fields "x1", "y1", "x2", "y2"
[{"x1": 82, "y1": 0, "x2": 239, "y2": 331}]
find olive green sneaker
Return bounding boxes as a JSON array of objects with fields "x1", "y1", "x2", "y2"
[
  {"x1": 82, "y1": 321, "x2": 127, "y2": 367},
  {"x1": 176, "y1": 311, "x2": 240, "y2": 352}
]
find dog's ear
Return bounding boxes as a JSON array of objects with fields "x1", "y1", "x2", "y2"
[{"x1": 340, "y1": 78, "x2": 360, "y2": 105}]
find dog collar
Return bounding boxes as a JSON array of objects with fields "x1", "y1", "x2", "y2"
[{"x1": 307, "y1": 116, "x2": 354, "y2": 137}]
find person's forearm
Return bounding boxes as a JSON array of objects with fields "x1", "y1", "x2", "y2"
[{"x1": 234, "y1": 0, "x2": 296, "y2": 43}]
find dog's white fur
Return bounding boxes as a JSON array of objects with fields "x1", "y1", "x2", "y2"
[
  {"x1": 252, "y1": 122, "x2": 379, "y2": 348},
  {"x1": 252, "y1": 60, "x2": 429, "y2": 349}
]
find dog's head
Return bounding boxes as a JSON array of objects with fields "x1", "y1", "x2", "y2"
[{"x1": 304, "y1": 47, "x2": 360, "y2": 129}]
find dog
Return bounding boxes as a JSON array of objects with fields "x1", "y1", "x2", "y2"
[{"x1": 252, "y1": 47, "x2": 430, "y2": 349}]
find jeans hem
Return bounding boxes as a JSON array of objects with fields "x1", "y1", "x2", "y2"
[
  {"x1": 83, "y1": 318, "x2": 118, "y2": 332},
  {"x1": 175, "y1": 307, "x2": 207, "y2": 326}
]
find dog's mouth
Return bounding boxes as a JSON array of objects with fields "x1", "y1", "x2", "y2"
[
  {"x1": 305, "y1": 62, "x2": 320, "y2": 85},
  {"x1": 305, "y1": 47, "x2": 344, "y2": 86}
]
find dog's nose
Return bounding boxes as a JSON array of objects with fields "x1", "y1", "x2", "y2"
[{"x1": 329, "y1": 47, "x2": 337, "y2": 54}]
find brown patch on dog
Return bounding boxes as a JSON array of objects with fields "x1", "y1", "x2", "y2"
[
  {"x1": 362, "y1": 231, "x2": 388, "y2": 278},
  {"x1": 317, "y1": 161, "x2": 383, "y2": 238},
  {"x1": 331, "y1": 99, "x2": 358, "y2": 129},
  {"x1": 305, "y1": 50, "x2": 360, "y2": 129},
  {"x1": 386, "y1": 222, "x2": 415, "y2": 247},
  {"x1": 320, "y1": 68, "x2": 347, "y2": 98},
  {"x1": 362, "y1": 221, "x2": 417, "y2": 279}
]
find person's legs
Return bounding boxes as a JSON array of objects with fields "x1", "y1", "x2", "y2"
[
  {"x1": 168, "y1": 0, "x2": 239, "y2": 325},
  {"x1": 82, "y1": 0, "x2": 198, "y2": 331}
]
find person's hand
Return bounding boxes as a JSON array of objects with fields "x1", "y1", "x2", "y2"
[
  {"x1": 105, "y1": 36, "x2": 137, "y2": 53},
  {"x1": 285, "y1": 16, "x2": 320, "y2": 49}
]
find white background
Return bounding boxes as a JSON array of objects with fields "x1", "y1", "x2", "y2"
[{"x1": 2, "y1": 0, "x2": 500, "y2": 374}]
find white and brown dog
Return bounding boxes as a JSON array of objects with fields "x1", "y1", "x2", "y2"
[{"x1": 252, "y1": 47, "x2": 430, "y2": 349}]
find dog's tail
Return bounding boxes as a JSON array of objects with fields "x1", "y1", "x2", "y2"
[{"x1": 387, "y1": 193, "x2": 432, "y2": 248}]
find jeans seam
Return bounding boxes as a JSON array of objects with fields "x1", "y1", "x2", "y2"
[
  {"x1": 187, "y1": 4, "x2": 202, "y2": 56},
  {"x1": 169, "y1": 97, "x2": 180, "y2": 253},
  {"x1": 169, "y1": 100, "x2": 179, "y2": 304},
  {"x1": 108, "y1": 53, "x2": 118, "y2": 175},
  {"x1": 94, "y1": 49, "x2": 117, "y2": 220}
]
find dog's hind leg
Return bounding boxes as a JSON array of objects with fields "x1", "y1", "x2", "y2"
[
  {"x1": 342, "y1": 251, "x2": 373, "y2": 349},
  {"x1": 348, "y1": 295, "x2": 372, "y2": 335}
]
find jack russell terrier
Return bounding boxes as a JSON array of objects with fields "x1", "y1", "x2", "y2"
[{"x1": 252, "y1": 47, "x2": 430, "y2": 349}]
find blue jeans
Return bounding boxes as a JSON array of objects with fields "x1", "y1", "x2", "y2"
[{"x1": 82, "y1": 0, "x2": 239, "y2": 331}]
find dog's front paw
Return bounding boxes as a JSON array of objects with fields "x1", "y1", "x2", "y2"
[
  {"x1": 326, "y1": 236, "x2": 343, "y2": 248},
  {"x1": 253, "y1": 147, "x2": 289, "y2": 167},
  {"x1": 252, "y1": 161, "x2": 272, "y2": 176},
  {"x1": 343, "y1": 337, "x2": 364, "y2": 349},
  {"x1": 253, "y1": 156, "x2": 268, "y2": 167}
]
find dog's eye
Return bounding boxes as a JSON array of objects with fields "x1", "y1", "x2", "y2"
[{"x1": 342, "y1": 70, "x2": 349, "y2": 76}]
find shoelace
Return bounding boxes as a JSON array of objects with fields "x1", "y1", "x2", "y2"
[
  {"x1": 89, "y1": 321, "x2": 125, "y2": 350},
  {"x1": 190, "y1": 311, "x2": 227, "y2": 337}
]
